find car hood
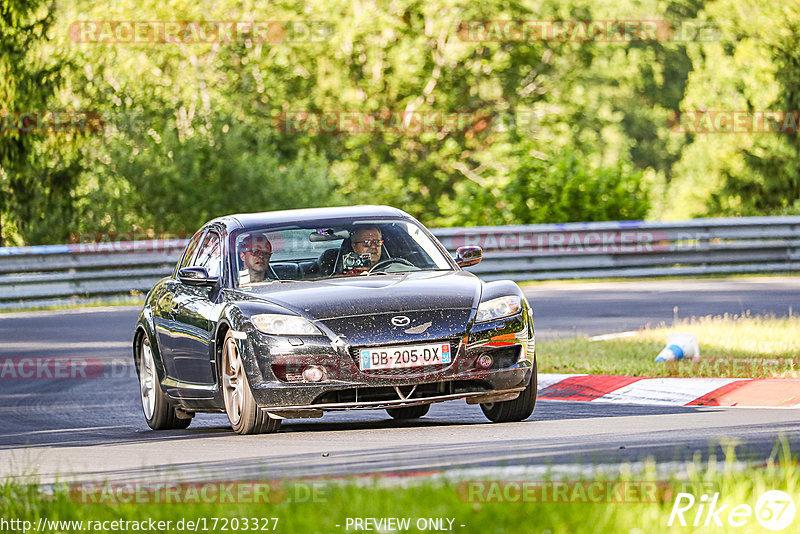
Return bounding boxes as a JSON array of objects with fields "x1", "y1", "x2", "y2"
[{"x1": 232, "y1": 271, "x2": 483, "y2": 320}]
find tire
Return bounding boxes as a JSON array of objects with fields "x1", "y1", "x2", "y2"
[
  {"x1": 480, "y1": 361, "x2": 537, "y2": 423},
  {"x1": 138, "y1": 333, "x2": 191, "y2": 430},
  {"x1": 386, "y1": 404, "x2": 430, "y2": 420},
  {"x1": 222, "y1": 332, "x2": 281, "y2": 435}
]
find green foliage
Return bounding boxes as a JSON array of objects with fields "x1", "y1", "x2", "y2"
[
  {"x1": 2, "y1": 0, "x2": 800, "y2": 244},
  {"x1": 79, "y1": 112, "x2": 337, "y2": 234},
  {"x1": 721, "y1": 17, "x2": 800, "y2": 215},
  {"x1": 508, "y1": 150, "x2": 649, "y2": 224},
  {"x1": 438, "y1": 148, "x2": 649, "y2": 226},
  {"x1": 0, "y1": 0, "x2": 76, "y2": 245},
  {"x1": 672, "y1": 0, "x2": 800, "y2": 218}
]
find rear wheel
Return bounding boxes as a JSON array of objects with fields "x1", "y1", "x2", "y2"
[
  {"x1": 138, "y1": 334, "x2": 191, "y2": 430},
  {"x1": 480, "y1": 361, "x2": 537, "y2": 423},
  {"x1": 386, "y1": 404, "x2": 430, "y2": 419},
  {"x1": 222, "y1": 332, "x2": 281, "y2": 435}
]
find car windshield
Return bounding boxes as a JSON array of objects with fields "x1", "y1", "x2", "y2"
[{"x1": 232, "y1": 219, "x2": 454, "y2": 285}]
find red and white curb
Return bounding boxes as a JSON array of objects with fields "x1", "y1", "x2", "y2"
[{"x1": 539, "y1": 374, "x2": 800, "y2": 408}]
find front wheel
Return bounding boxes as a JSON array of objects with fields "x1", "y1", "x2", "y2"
[
  {"x1": 138, "y1": 334, "x2": 191, "y2": 430},
  {"x1": 222, "y1": 332, "x2": 281, "y2": 435},
  {"x1": 480, "y1": 361, "x2": 537, "y2": 423}
]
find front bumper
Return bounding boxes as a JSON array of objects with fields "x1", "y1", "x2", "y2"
[
  {"x1": 260, "y1": 385, "x2": 527, "y2": 419},
  {"x1": 249, "y1": 364, "x2": 533, "y2": 412},
  {"x1": 236, "y1": 309, "x2": 535, "y2": 413}
]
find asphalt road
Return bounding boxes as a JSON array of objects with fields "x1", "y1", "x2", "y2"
[
  {"x1": 1, "y1": 276, "x2": 798, "y2": 484},
  {"x1": 527, "y1": 276, "x2": 800, "y2": 338}
]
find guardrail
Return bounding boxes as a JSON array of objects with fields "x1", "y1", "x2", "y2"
[
  {"x1": 434, "y1": 216, "x2": 800, "y2": 282},
  {"x1": 1, "y1": 216, "x2": 798, "y2": 308}
]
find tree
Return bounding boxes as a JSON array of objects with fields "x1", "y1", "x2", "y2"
[
  {"x1": 0, "y1": 0, "x2": 77, "y2": 245},
  {"x1": 720, "y1": 13, "x2": 800, "y2": 214},
  {"x1": 674, "y1": 0, "x2": 800, "y2": 217}
]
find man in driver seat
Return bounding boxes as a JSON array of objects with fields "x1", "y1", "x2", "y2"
[
  {"x1": 343, "y1": 226, "x2": 384, "y2": 274},
  {"x1": 239, "y1": 234, "x2": 276, "y2": 283}
]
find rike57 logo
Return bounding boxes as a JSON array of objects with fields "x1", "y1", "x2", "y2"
[{"x1": 668, "y1": 490, "x2": 796, "y2": 531}]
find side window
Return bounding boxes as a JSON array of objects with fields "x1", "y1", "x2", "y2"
[
  {"x1": 179, "y1": 231, "x2": 205, "y2": 270},
  {"x1": 193, "y1": 231, "x2": 222, "y2": 278}
]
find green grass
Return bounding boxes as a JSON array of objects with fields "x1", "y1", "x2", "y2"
[
  {"x1": 539, "y1": 314, "x2": 800, "y2": 378},
  {"x1": 2, "y1": 446, "x2": 798, "y2": 533}
]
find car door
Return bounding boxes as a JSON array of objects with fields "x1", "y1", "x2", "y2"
[
  {"x1": 168, "y1": 230, "x2": 223, "y2": 388},
  {"x1": 154, "y1": 230, "x2": 204, "y2": 380}
]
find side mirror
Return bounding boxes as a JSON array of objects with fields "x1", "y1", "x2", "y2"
[
  {"x1": 455, "y1": 245, "x2": 483, "y2": 268},
  {"x1": 178, "y1": 267, "x2": 219, "y2": 287}
]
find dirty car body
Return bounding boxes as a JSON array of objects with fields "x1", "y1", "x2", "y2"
[{"x1": 133, "y1": 206, "x2": 536, "y2": 434}]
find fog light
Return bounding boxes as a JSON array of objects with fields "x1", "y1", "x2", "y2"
[
  {"x1": 302, "y1": 365, "x2": 326, "y2": 382},
  {"x1": 476, "y1": 354, "x2": 493, "y2": 369}
]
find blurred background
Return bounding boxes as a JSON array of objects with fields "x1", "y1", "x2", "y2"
[{"x1": 1, "y1": 0, "x2": 798, "y2": 246}]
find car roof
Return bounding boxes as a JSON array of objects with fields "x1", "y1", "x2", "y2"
[{"x1": 209, "y1": 205, "x2": 414, "y2": 232}]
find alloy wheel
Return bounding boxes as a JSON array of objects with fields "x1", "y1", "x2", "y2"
[
  {"x1": 139, "y1": 339, "x2": 157, "y2": 420},
  {"x1": 223, "y1": 337, "x2": 245, "y2": 426}
]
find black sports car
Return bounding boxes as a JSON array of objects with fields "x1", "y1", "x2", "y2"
[{"x1": 134, "y1": 206, "x2": 536, "y2": 434}]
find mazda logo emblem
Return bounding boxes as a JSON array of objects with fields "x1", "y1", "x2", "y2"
[{"x1": 391, "y1": 316, "x2": 411, "y2": 327}]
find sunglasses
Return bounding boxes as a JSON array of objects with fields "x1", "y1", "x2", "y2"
[
  {"x1": 354, "y1": 239, "x2": 383, "y2": 248},
  {"x1": 244, "y1": 249, "x2": 271, "y2": 257}
]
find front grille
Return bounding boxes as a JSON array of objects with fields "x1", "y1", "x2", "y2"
[
  {"x1": 348, "y1": 339, "x2": 461, "y2": 378},
  {"x1": 312, "y1": 380, "x2": 491, "y2": 405}
]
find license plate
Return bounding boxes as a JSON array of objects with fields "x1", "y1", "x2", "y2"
[{"x1": 359, "y1": 342, "x2": 452, "y2": 370}]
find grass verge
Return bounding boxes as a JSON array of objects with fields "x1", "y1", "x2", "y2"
[
  {"x1": 538, "y1": 314, "x2": 800, "y2": 378},
  {"x1": 1, "y1": 446, "x2": 798, "y2": 533}
]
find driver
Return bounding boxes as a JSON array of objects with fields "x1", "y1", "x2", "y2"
[
  {"x1": 239, "y1": 234, "x2": 276, "y2": 283},
  {"x1": 343, "y1": 226, "x2": 384, "y2": 274}
]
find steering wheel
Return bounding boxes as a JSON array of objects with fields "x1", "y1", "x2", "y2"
[{"x1": 368, "y1": 258, "x2": 415, "y2": 273}]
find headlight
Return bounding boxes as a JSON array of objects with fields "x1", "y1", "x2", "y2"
[
  {"x1": 251, "y1": 314, "x2": 323, "y2": 336},
  {"x1": 475, "y1": 296, "x2": 523, "y2": 323}
]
